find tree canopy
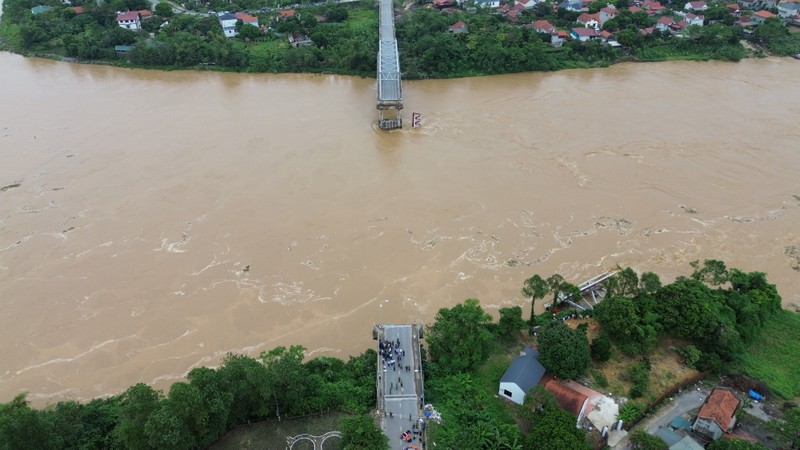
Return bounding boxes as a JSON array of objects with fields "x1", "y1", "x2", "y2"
[
  {"x1": 425, "y1": 298, "x2": 494, "y2": 376},
  {"x1": 536, "y1": 321, "x2": 590, "y2": 379}
]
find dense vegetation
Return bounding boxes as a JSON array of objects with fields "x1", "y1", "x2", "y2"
[
  {"x1": 592, "y1": 261, "x2": 783, "y2": 378},
  {"x1": 0, "y1": 346, "x2": 380, "y2": 449},
  {"x1": 3, "y1": 0, "x2": 799, "y2": 77}
]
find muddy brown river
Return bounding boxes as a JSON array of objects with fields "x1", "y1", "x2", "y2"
[{"x1": 1, "y1": 51, "x2": 799, "y2": 406}]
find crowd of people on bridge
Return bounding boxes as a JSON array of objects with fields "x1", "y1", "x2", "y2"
[{"x1": 379, "y1": 337, "x2": 412, "y2": 372}]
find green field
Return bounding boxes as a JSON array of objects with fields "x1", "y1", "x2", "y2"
[{"x1": 738, "y1": 309, "x2": 800, "y2": 399}]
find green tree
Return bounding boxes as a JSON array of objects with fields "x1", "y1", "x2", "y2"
[
  {"x1": 426, "y1": 298, "x2": 494, "y2": 376},
  {"x1": 769, "y1": 407, "x2": 800, "y2": 450},
  {"x1": 677, "y1": 344, "x2": 701, "y2": 369},
  {"x1": 260, "y1": 345, "x2": 319, "y2": 418},
  {"x1": 691, "y1": 259, "x2": 729, "y2": 286},
  {"x1": 522, "y1": 274, "x2": 550, "y2": 324},
  {"x1": 154, "y1": 2, "x2": 174, "y2": 17},
  {"x1": 498, "y1": 306, "x2": 526, "y2": 340},
  {"x1": 114, "y1": 383, "x2": 162, "y2": 450},
  {"x1": 707, "y1": 439, "x2": 768, "y2": 450},
  {"x1": 0, "y1": 393, "x2": 61, "y2": 450},
  {"x1": 524, "y1": 405, "x2": 590, "y2": 450},
  {"x1": 537, "y1": 321, "x2": 590, "y2": 379},
  {"x1": 339, "y1": 414, "x2": 389, "y2": 450},
  {"x1": 629, "y1": 430, "x2": 668, "y2": 450},
  {"x1": 590, "y1": 332, "x2": 612, "y2": 362}
]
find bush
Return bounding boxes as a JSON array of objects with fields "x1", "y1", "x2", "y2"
[
  {"x1": 618, "y1": 401, "x2": 645, "y2": 423},
  {"x1": 677, "y1": 345, "x2": 701, "y2": 369},
  {"x1": 628, "y1": 359, "x2": 651, "y2": 399},
  {"x1": 590, "y1": 333, "x2": 612, "y2": 362}
]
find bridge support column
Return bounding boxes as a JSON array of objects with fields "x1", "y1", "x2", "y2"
[{"x1": 377, "y1": 102, "x2": 403, "y2": 130}]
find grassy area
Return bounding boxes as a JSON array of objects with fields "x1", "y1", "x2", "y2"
[
  {"x1": 737, "y1": 309, "x2": 800, "y2": 399},
  {"x1": 209, "y1": 411, "x2": 349, "y2": 450},
  {"x1": 474, "y1": 341, "x2": 528, "y2": 425}
]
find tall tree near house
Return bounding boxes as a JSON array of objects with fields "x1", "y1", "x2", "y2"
[
  {"x1": 536, "y1": 321, "x2": 590, "y2": 379},
  {"x1": 522, "y1": 274, "x2": 550, "y2": 324}
]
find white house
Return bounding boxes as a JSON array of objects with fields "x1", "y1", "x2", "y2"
[
  {"x1": 217, "y1": 12, "x2": 238, "y2": 38},
  {"x1": 599, "y1": 6, "x2": 618, "y2": 25},
  {"x1": 684, "y1": 1, "x2": 707, "y2": 10},
  {"x1": 571, "y1": 27, "x2": 600, "y2": 41},
  {"x1": 498, "y1": 347, "x2": 546, "y2": 405},
  {"x1": 116, "y1": 11, "x2": 141, "y2": 30},
  {"x1": 684, "y1": 12, "x2": 704, "y2": 25}
]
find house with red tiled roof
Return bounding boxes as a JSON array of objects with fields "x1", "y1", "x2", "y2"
[
  {"x1": 277, "y1": 9, "x2": 296, "y2": 20},
  {"x1": 577, "y1": 12, "x2": 600, "y2": 28},
  {"x1": 683, "y1": 12, "x2": 704, "y2": 25},
  {"x1": 533, "y1": 19, "x2": 556, "y2": 33},
  {"x1": 116, "y1": 11, "x2": 141, "y2": 30},
  {"x1": 448, "y1": 20, "x2": 468, "y2": 33},
  {"x1": 433, "y1": 0, "x2": 457, "y2": 8},
  {"x1": 753, "y1": 9, "x2": 777, "y2": 22},
  {"x1": 517, "y1": 0, "x2": 538, "y2": 9},
  {"x1": 235, "y1": 12, "x2": 259, "y2": 27},
  {"x1": 542, "y1": 378, "x2": 590, "y2": 427},
  {"x1": 642, "y1": 0, "x2": 666, "y2": 13},
  {"x1": 684, "y1": 1, "x2": 707, "y2": 10},
  {"x1": 552, "y1": 29, "x2": 569, "y2": 46},
  {"x1": 138, "y1": 9, "x2": 152, "y2": 19},
  {"x1": 692, "y1": 387, "x2": 740, "y2": 440},
  {"x1": 656, "y1": 15, "x2": 674, "y2": 31},
  {"x1": 571, "y1": 27, "x2": 600, "y2": 40},
  {"x1": 629, "y1": 5, "x2": 642, "y2": 12},
  {"x1": 725, "y1": 3, "x2": 740, "y2": 13}
]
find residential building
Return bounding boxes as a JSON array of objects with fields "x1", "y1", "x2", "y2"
[
  {"x1": 475, "y1": 0, "x2": 501, "y2": 7},
  {"x1": 778, "y1": 1, "x2": 800, "y2": 18},
  {"x1": 753, "y1": 9, "x2": 777, "y2": 22},
  {"x1": 599, "y1": 6, "x2": 619, "y2": 25},
  {"x1": 656, "y1": 16, "x2": 674, "y2": 31},
  {"x1": 571, "y1": 27, "x2": 600, "y2": 41},
  {"x1": 692, "y1": 387, "x2": 740, "y2": 440},
  {"x1": 542, "y1": 378, "x2": 590, "y2": 427},
  {"x1": 289, "y1": 32, "x2": 313, "y2": 47},
  {"x1": 235, "y1": 12, "x2": 259, "y2": 27},
  {"x1": 684, "y1": 1, "x2": 707, "y2": 10},
  {"x1": 217, "y1": 12, "x2": 238, "y2": 37},
  {"x1": 533, "y1": 19, "x2": 556, "y2": 33},
  {"x1": 277, "y1": 9, "x2": 296, "y2": 20},
  {"x1": 498, "y1": 347, "x2": 547, "y2": 405},
  {"x1": 31, "y1": 4, "x2": 52, "y2": 14},
  {"x1": 448, "y1": 20, "x2": 468, "y2": 33},
  {"x1": 116, "y1": 11, "x2": 141, "y2": 30},
  {"x1": 577, "y1": 12, "x2": 600, "y2": 28},
  {"x1": 559, "y1": 0, "x2": 583, "y2": 12}
]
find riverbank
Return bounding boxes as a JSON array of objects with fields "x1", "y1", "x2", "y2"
[{"x1": 6, "y1": 0, "x2": 799, "y2": 78}]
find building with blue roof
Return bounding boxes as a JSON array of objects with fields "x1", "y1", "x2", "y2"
[{"x1": 498, "y1": 346, "x2": 546, "y2": 405}]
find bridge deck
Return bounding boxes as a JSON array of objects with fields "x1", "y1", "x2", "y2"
[
  {"x1": 376, "y1": 324, "x2": 425, "y2": 450},
  {"x1": 377, "y1": 0, "x2": 402, "y2": 112}
]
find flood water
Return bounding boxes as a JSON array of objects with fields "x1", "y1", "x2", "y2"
[{"x1": 1, "y1": 51, "x2": 799, "y2": 405}]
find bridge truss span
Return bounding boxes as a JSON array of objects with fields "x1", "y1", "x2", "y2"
[{"x1": 376, "y1": 0, "x2": 402, "y2": 130}]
